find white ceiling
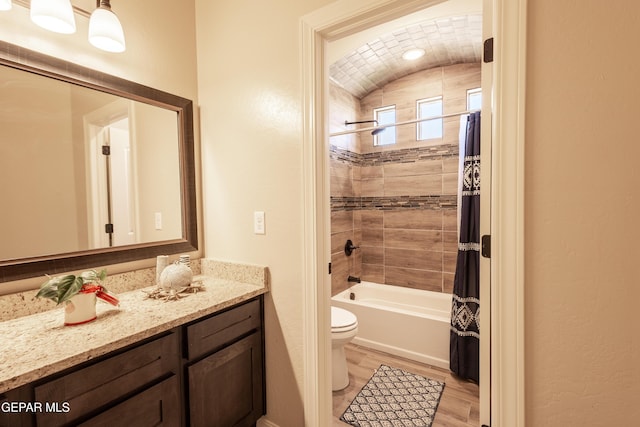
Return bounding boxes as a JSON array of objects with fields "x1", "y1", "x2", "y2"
[{"x1": 328, "y1": 0, "x2": 482, "y2": 99}]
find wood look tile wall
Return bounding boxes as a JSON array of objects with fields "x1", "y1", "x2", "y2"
[{"x1": 329, "y1": 63, "x2": 480, "y2": 296}]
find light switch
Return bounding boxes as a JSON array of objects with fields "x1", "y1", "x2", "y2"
[
  {"x1": 155, "y1": 212, "x2": 162, "y2": 230},
  {"x1": 254, "y1": 211, "x2": 265, "y2": 235}
]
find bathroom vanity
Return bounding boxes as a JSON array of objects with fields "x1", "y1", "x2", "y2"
[{"x1": 0, "y1": 276, "x2": 267, "y2": 427}]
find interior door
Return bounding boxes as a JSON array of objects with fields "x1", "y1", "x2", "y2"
[{"x1": 107, "y1": 119, "x2": 136, "y2": 246}]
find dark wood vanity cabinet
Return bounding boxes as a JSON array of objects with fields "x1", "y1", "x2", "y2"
[
  {"x1": 0, "y1": 296, "x2": 265, "y2": 427},
  {"x1": 184, "y1": 299, "x2": 264, "y2": 427},
  {"x1": 0, "y1": 331, "x2": 182, "y2": 427}
]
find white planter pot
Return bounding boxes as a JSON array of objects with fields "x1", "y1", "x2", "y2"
[{"x1": 64, "y1": 292, "x2": 97, "y2": 326}]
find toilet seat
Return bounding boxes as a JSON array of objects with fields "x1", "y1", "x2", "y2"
[{"x1": 331, "y1": 306, "x2": 357, "y2": 333}]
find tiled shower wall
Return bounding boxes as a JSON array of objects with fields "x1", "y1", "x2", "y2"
[{"x1": 329, "y1": 63, "x2": 481, "y2": 296}]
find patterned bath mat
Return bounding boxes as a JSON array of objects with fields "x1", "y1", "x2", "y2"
[{"x1": 340, "y1": 364, "x2": 445, "y2": 427}]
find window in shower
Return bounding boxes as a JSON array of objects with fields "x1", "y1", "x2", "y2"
[
  {"x1": 417, "y1": 96, "x2": 443, "y2": 140},
  {"x1": 467, "y1": 87, "x2": 482, "y2": 111},
  {"x1": 373, "y1": 105, "x2": 396, "y2": 146}
]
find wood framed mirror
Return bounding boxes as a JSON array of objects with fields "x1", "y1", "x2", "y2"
[{"x1": 0, "y1": 41, "x2": 198, "y2": 283}]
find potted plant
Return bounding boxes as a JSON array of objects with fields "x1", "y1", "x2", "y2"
[{"x1": 36, "y1": 269, "x2": 119, "y2": 325}]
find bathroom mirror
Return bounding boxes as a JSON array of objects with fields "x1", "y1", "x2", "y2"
[{"x1": 0, "y1": 41, "x2": 197, "y2": 283}]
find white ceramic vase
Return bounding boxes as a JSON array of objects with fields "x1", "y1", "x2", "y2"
[{"x1": 64, "y1": 291, "x2": 97, "y2": 326}]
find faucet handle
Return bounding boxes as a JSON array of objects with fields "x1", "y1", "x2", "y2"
[{"x1": 344, "y1": 239, "x2": 360, "y2": 256}]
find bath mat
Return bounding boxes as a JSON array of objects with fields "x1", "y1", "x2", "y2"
[{"x1": 340, "y1": 364, "x2": 445, "y2": 427}]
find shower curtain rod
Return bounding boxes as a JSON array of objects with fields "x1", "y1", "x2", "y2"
[{"x1": 329, "y1": 110, "x2": 478, "y2": 137}]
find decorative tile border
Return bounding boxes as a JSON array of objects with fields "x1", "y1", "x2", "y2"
[
  {"x1": 330, "y1": 144, "x2": 459, "y2": 212},
  {"x1": 330, "y1": 144, "x2": 458, "y2": 166},
  {"x1": 331, "y1": 195, "x2": 457, "y2": 211}
]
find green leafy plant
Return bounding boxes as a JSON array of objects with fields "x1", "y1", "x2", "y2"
[{"x1": 36, "y1": 269, "x2": 107, "y2": 305}]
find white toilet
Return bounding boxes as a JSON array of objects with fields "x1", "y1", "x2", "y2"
[{"x1": 331, "y1": 306, "x2": 358, "y2": 391}]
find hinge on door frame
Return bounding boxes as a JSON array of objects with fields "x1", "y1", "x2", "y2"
[
  {"x1": 102, "y1": 145, "x2": 111, "y2": 155},
  {"x1": 328, "y1": 262, "x2": 332, "y2": 274},
  {"x1": 483, "y1": 37, "x2": 494, "y2": 63},
  {"x1": 481, "y1": 235, "x2": 491, "y2": 258},
  {"x1": 105, "y1": 223, "x2": 114, "y2": 234}
]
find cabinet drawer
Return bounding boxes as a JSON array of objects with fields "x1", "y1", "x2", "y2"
[
  {"x1": 186, "y1": 299, "x2": 260, "y2": 360},
  {"x1": 34, "y1": 332, "x2": 177, "y2": 426},
  {"x1": 77, "y1": 375, "x2": 180, "y2": 427}
]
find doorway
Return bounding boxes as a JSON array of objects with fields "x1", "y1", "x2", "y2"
[
  {"x1": 326, "y1": 4, "x2": 484, "y2": 424},
  {"x1": 84, "y1": 100, "x2": 139, "y2": 249},
  {"x1": 301, "y1": 0, "x2": 526, "y2": 426}
]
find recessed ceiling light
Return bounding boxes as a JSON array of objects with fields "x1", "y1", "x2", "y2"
[{"x1": 402, "y1": 48, "x2": 425, "y2": 61}]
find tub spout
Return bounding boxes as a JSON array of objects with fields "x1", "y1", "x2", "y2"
[{"x1": 347, "y1": 276, "x2": 361, "y2": 283}]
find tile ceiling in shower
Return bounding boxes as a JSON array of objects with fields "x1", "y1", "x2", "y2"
[{"x1": 329, "y1": 14, "x2": 482, "y2": 99}]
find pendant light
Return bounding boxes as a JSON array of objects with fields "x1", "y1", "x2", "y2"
[
  {"x1": 0, "y1": 0, "x2": 11, "y2": 12},
  {"x1": 30, "y1": 0, "x2": 76, "y2": 34},
  {"x1": 88, "y1": 0, "x2": 126, "y2": 53}
]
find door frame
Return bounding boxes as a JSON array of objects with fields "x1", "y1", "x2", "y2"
[
  {"x1": 300, "y1": 0, "x2": 526, "y2": 425},
  {"x1": 83, "y1": 99, "x2": 135, "y2": 249}
]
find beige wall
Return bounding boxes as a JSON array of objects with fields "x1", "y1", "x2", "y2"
[
  {"x1": 0, "y1": 73, "x2": 78, "y2": 258},
  {"x1": 525, "y1": 1, "x2": 640, "y2": 425},
  {"x1": 194, "y1": 1, "x2": 335, "y2": 425},
  {"x1": 133, "y1": 103, "x2": 182, "y2": 243}
]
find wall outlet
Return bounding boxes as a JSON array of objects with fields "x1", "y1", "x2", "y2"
[
  {"x1": 254, "y1": 211, "x2": 265, "y2": 235},
  {"x1": 155, "y1": 212, "x2": 162, "y2": 230}
]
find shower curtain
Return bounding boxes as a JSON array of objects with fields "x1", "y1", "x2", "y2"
[{"x1": 450, "y1": 111, "x2": 481, "y2": 383}]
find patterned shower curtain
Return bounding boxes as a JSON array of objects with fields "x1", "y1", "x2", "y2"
[{"x1": 450, "y1": 111, "x2": 481, "y2": 383}]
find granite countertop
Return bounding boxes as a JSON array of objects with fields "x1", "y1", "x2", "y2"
[{"x1": 0, "y1": 274, "x2": 268, "y2": 394}]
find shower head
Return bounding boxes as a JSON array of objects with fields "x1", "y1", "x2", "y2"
[
  {"x1": 344, "y1": 119, "x2": 387, "y2": 136},
  {"x1": 344, "y1": 119, "x2": 378, "y2": 126}
]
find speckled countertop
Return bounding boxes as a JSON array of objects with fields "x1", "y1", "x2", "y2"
[{"x1": 0, "y1": 262, "x2": 268, "y2": 394}]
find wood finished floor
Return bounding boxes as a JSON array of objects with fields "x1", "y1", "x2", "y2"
[{"x1": 332, "y1": 343, "x2": 479, "y2": 427}]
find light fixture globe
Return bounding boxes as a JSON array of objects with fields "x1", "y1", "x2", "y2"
[
  {"x1": 30, "y1": 0, "x2": 76, "y2": 34},
  {"x1": 0, "y1": 0, "x2": 12, "y2": 12},
  {"x1": 89, "y1": 2, "x2": 126, "y2": 53}
]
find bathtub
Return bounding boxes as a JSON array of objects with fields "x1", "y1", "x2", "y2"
[{"x1": 331, "y1": 281, "x2": 452, "y2": 369}]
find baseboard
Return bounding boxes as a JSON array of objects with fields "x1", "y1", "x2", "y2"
[
  {"x1": 257, "y1": 416, "x2": 280, "y2": 427},
  {"x1": 351, "y1": 337, "x2": 449, "y2": 370}
]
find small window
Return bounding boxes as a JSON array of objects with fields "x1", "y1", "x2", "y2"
[
  {"x1": 373, "y1": 105, "x2": 396, "y2": 146},
  {"x1": 417, "y1": 97, "x2": 443, "y2": 140},
  {"x1": 467, "y1": 88, "x2": 482, "y2": 111}
]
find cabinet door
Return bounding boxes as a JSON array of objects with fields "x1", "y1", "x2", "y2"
[
  {"x1": 0, "y1": 386, "x2": 32, "y2": 427},
  {"x1": 77, "y1": 375, "x2": 180, "y2": 427},
  {"x1": 187, "y1": 332, "x2": 263, "y2": 427}
]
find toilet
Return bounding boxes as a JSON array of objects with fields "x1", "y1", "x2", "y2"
[{"x1": 331, "y1": 306, "x2": 358, "y2": 391}]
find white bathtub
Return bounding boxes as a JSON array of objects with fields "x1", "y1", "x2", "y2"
[{"x1": 331, "y1": 281, "x2": 452, "y2": 369}]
